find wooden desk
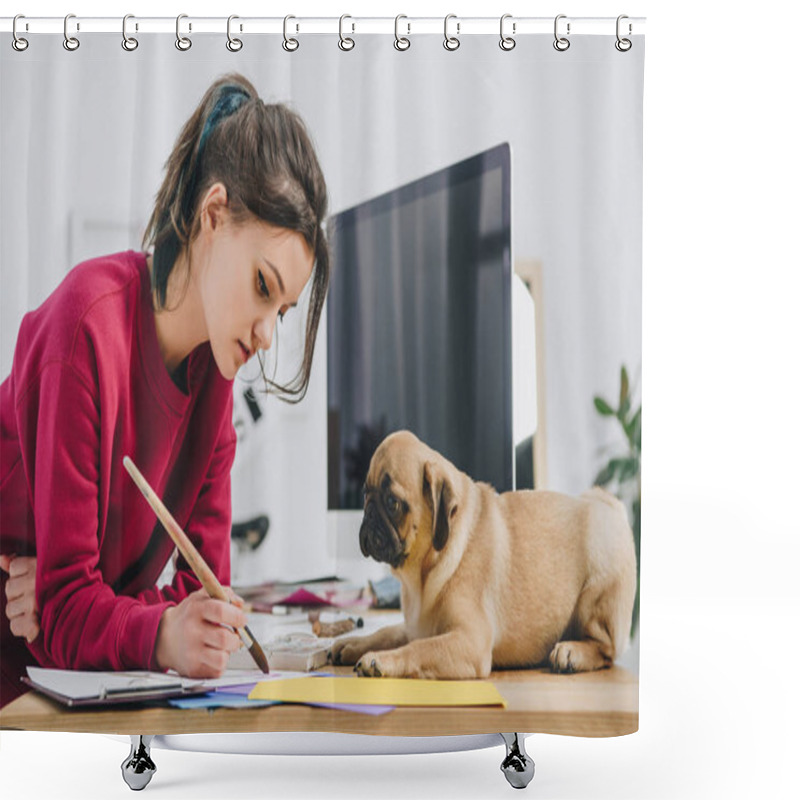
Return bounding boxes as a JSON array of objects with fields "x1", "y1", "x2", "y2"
[{"x1": 0, "y1": 665, "x2": 638, "y2": 738}]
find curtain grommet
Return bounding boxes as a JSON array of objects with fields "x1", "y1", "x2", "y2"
[
  {"x1": 12, "y1": 14, "x2": 29, "y2": 52},
  {"x1": 63, "y1": 13, "x2": 80, "y2": 51},
  {"x1": 444, "y1": 14, "x2": 460, "y2": 51},
  {"x1": 500, "y1": 14, "x2": 516, "y2": 51},
  {"x1": 394, "y1": 15, "x2": 410, "y2": 51},
  {"x1": 553, "y1": 14, "x2": 570, "y2": 52},
  {"x1": 283, "y1": 15, "x2": 299, "y2": 52},
  {"x1": 175, "y1": 14, "x2": 192, "y2": 51},
  {"x1": 226, "y1": 15, "x2": 243, "y2": 52},
  {"x1": 338, "y1": 15, "x2": 355, "y2": 51},
  {"x1": 122, "y1": 14, "x2": 139, "y2": 52}
]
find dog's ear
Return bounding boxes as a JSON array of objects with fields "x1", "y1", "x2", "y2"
[{"x1": 423, "y1": 461, "x2": 458, "y2": 551}]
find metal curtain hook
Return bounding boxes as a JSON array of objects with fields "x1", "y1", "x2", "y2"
[
  {"x1": 500, "y1": 14, "x2": 516, "y2": 51},
  {"x1": 176, "y1": 14, "x2": 192, "y2": 50},
  {"x1": 615, "y1": 14, "x2": 632, "y2": 51},
  {"x1": 394, "y1": 14, "x2": 410, "y2": 51},
  {"x1": 63, "y1": 13, "x2": 80, "y2": 51},
  {"x1": 227, "y1": 15, "x2": 243, "y2": 51},
  {"x1": 443, "y1": 14, "x2": 460, "y2": 51},
  {"x1": 12, "y1": 14, "x2": 29, "y2": 51},
  {"x1": 339, "y1": 14, "x2": 355, "y2": 51},
  {"x1": 553, "y1": 14, "x2": 570, "y2": 52},
  {"x1": 122, "y1": 14, "x2": 138, "y2": 51},
  {"x1": 283, "y1": 15, "x2": 299, "y2": 52}
]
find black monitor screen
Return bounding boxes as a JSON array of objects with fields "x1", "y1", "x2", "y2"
[{"x1": 327, "y1": 144, "x2": 512, "y2": 509}]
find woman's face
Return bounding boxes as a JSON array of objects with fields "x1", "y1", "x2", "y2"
[{"x1": 199, "y1": 213, "x2": 314, "y2": 381}]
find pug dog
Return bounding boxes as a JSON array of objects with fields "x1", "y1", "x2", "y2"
[{"x1": 331, "y1": 430, "x2": 637, "y2": 679}]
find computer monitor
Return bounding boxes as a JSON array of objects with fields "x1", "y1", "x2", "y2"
[{"x1": 327, "y1": 144, "x2": 512, "y2": 510}]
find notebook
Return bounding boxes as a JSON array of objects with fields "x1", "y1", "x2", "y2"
[{"x1": 22, "y1": 667, "x2": 262, "y2": 708}]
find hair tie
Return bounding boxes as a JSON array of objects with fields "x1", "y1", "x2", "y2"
[
  {"x1": 198, "y1": 85, "x2": 251, "y2": 155},
  {"x1": 181, "y1": 84, "x2": 251, "y2": 221}
]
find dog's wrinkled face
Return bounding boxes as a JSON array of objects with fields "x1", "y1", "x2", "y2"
[
  {"x1": 359, "y1": 472, "x2": 412, "y2": 569},
  {"x1": 359, "y1": 431, "x2": 426, "y2": 570},
  {"x1": 359, "y1": 430, "x2": 457, "y2": 571}
]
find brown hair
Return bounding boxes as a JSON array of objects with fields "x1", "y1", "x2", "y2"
[{"x1": 142, "y1": 73, "x2": 329, "y2": 403}]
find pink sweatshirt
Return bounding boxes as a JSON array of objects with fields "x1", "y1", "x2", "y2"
[{"x1": 0, "y1": 251, "x2": 236, "y2": 708}]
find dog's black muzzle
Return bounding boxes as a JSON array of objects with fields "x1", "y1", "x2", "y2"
[{"x1": 359, "y1": 499, "x2": 406, "y2": 569}]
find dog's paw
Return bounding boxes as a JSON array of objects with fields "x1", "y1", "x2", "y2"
[
  {"x1": 330, "y1": 636, "x2": 369, "y2": 666},
  {"x1": 548, "y1": 640, "x2": 610, "y2": 673},
  {"x1": 354, "y1": 652, "x2": 386, "y2": 677},
  {"x1": 548, "y1": 641, "x2": 577, "y2": 674}
]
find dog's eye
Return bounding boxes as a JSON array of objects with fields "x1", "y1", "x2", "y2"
[{"x1": 386, "y1": 495, "x2": 399, "y2": 514}]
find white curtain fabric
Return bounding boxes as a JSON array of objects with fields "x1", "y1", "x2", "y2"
[{"x1": 1, "y1": 33, "x2": 643, "y2": 582}]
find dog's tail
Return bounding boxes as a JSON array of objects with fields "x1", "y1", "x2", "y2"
[{"x1": 582, "y1": 486, "x2": 629, "y2": 519}]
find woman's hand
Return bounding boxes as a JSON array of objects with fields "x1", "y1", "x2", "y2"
[
  {"x1": 0, "y1": 554, "x2": 40, "y2": 643},
  {"x1": 154, "y1": 587, "x2": 248, "y2": 678}
]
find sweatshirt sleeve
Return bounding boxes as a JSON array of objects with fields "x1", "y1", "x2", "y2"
[{"x1": 24, "y1": 363, "x2": 169, "y2": 671}]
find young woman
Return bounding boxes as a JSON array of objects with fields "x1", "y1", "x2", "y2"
[{"x1": 0, "y1": 73, "x2": 329, "y2": 709}]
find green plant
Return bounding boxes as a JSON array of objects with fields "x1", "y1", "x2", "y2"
[{"x1": 593, "y1": 365, "x2": 641, "y2": 638}]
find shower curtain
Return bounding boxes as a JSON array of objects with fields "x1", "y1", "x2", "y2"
[{"x1": 0, "y1": 16, "x2": 644, "y2": 751}]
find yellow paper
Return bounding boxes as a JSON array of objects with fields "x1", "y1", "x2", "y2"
[{"x1": 249, "y1": 677, "x2": 507, "y2": 708}]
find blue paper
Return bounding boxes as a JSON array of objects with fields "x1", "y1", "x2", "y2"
[{"x1": 168, "y1": 692, "x2": 279, "y2": 709}]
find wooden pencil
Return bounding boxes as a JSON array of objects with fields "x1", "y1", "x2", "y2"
[{"x1": 123, "y1": 456, "x2": 269, "y2": 674}]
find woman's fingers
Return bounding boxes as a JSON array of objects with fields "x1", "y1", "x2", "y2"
[
  {"x1": 194, "y1": 602, "x2": 243, "y2": 652},
  {"x1": 185, "y1": 590, "x2": 247, "y2": 630},
  {"x1": 5, "y1": 595, "x2": 30, "y2": 618},
  {"x1": 2, "y1": 555, "x2": 40, "y2": 642},
  {"x1": 4, "y1": 567, "x2": 36, "y2": 604},
  {"x1": 6, "y1": 589, "x2": 41, "y2": 642},
  {"x1": 10, "y1": 612, "x2": 40, "y2": 642},
  {"x1": 189, "y1": 593, "x2": 246, "y2": 657},
  {"x1": 199, "y1": 647, "x2": 231, "y2": 675},
  {"x1": 7, "y1": 556, "x2": 35, "y2": 578},
  {"x1": 202, "y1": 624, "x2": 242, "y2": 654},
  {"x1": 202, "y1": 597, "x2": 248, "y2": 630},
  {"x1": 200, "y1": 598, "x2": 246, "y2": 653},
  {"x1": 222, "y1": 585, "x2": 246, "y2": 608}
]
